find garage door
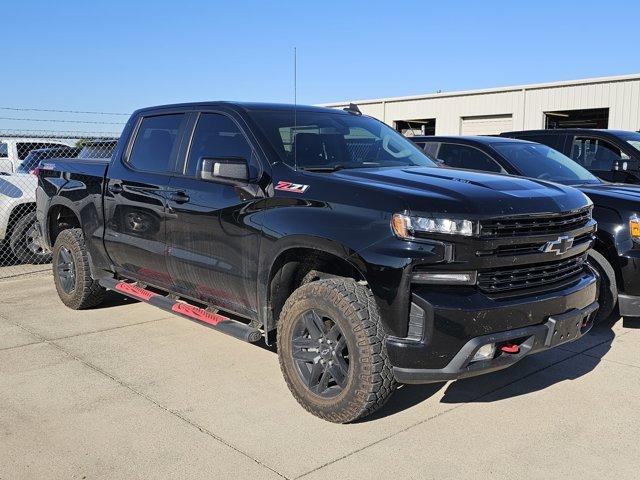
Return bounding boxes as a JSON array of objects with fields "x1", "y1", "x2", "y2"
[{"x1": 460, "y1": 114, "x2": 513, "y2": 135}]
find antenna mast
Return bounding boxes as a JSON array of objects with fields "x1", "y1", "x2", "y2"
[{"x1": 293, "y1": 47, "x2": 298, "y2": 171}]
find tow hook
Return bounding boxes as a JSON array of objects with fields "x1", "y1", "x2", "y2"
[{"x1": 499, "y1": 343, "x2": 520, "y2": 354}]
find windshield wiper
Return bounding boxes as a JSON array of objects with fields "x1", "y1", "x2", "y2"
[{"x1": 301, "y1": 164, "x2": 346, "y2": 172}]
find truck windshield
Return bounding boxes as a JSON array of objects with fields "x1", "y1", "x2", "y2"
[
  {"x1": 248, "y1": 109, "x2": 436, "y2": 170},
  {"x1": 492, "y1": 142, "x2": 602, "y2": 185}
]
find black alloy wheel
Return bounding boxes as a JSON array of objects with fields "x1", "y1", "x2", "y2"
[{"x1": 291, "y1": 309, "x2": 350, "y2": 397}]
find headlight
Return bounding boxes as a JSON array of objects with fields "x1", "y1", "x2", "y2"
[
  {"x1": 392, "y1": 213, "x2": 477, "y2": 239},
  {"x1": 630, "y1": 214, "x2": 640, "y2": 242}
]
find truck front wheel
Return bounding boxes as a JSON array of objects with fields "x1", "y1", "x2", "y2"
[
  {"x1": 277, "y1": 278, "x2": 396, "y2": 423},
  {"x1": 52, "y1": 228, "x2": 105, "y2": 310}
]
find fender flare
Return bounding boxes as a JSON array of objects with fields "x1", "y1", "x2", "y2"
[
  {"x1": 45, "y1": 196, "x2": 81, "y2": 243},
  {"x1": 257, "y1": 235, "x2": 369, "y2": 333}
]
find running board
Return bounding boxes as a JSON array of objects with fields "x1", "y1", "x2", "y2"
[{"x1": 99, "y1": 278, "x2": 262, "y2": 343}]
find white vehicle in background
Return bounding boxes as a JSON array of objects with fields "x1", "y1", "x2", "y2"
[
  {"x1": 0, "y1": 137, "x2": 75, "y2": 173},
  {"x1": 0, "y1": 140, "x2": 118, "y2": 265},
  {"x1": 0, "y1": 172, "x2": 49, "y2": 264}
]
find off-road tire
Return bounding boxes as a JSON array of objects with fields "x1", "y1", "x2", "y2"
[
  {"x1": 277, "y1": 278, "x2": 396, "y2": 423},
  {"x1": 9, "y1": 212, "x2": 52, "y2": 265},
  {"x1": 52, "y1": 228, "x2": 105, "y2": 309},
  {"x1": 587, "y1": 249, "x2": 618, "y2": 323}
]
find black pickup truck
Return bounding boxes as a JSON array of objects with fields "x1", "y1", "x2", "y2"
[
  {"x1": 410, "y1": 135, "x2": 640, "y2": 322},
  {"x1": 37, "y1": 102, "x2": 598, "y2": 423},
  {"x1": 501, "y1": 129, "x2": 640, "y2": 184}
]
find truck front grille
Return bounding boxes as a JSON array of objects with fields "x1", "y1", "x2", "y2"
[
  {"x1": 477, "y1": 254, "x2": 587, "y2": 294},
  {"x1": 480, "y1": 207, "x2": 591, "y2": 238}
]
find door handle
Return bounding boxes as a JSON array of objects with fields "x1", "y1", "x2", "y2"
[
  {"x1": 169, "y1": 191, "x2": 190, "y2": 204},
  {"x1": 108, "y1": 183, "x2": 123, "y2": 194}
]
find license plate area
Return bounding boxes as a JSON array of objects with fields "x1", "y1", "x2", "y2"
[{"x1": 544, "y1": 309, "x2": 591, "y2": 347}]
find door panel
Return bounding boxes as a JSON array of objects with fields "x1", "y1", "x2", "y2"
[
  {"x1": 166, "y1": 176, "x2": 262, "y2": 316},
  {"x1": 103, "y1": 113, "x2": 187, "y2": 287},
  {"x1": 103, "y1": 174, "x2": 171, "y2": 286},
  {"x1": 165, "y1": 112, "x2": 262, "y2": 317}
]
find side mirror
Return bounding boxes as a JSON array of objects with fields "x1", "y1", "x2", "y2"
[{"x1": 199, "y1": 157, "x2": 249, "y2": 184}]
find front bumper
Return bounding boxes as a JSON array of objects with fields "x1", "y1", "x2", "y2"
[
  {"x1": 393, "y1": 301, "x2": 598, "y2": 383},
  {"x1": 387, "y1": 271, "x2": 598, "y2": 384}
]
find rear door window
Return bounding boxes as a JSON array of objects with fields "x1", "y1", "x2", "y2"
[
  {"x1": 128, "y1": 114, "x2": 186, "y2": 174},
  {"x1": 571, "y1": 136, "x2": 629, "y2": 171},
  {"x1": 437, "y1": 143, "x2": 504, "y2": 173},
  {"x1": 0, "y1": 142, "x2": 7, "y2": 158}
]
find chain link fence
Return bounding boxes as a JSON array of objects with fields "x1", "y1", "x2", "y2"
[{"x1": 0, "y1": 130, "x2": 120, "y2": 279}]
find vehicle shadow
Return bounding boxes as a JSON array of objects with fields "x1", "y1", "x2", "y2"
[
  {"x1": 439, "y1": 318, "x2": 617, "y2": 405},
  {"x1": 90, "y1": 289, "x2": 619, "y2": 420},
  {"x1": 98, "y1": 290, "x2": 140, "y2": 308},
  {"x1": 359, "y1": 318, "x2": 618, "y2": 422},
  {"x1": 359, "y1": 382, "x2": 447, "y2": 422},
  {"x1": 623, "y1": 316, "x2": 640, "y2": 329}
]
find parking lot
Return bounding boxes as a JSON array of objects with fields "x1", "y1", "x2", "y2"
[{"x1": 1, "y1": 269, "x2": 639, "y2": 480}]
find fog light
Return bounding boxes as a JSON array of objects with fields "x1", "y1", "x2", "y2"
[{"x1": 471, "y1": 343, "x2": 496, "y2": 362}]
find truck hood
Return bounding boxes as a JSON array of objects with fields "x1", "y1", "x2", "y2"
[
  {"x1": 578, "y1": 182, "x2": 640, "y2": 201},
  {"x1": 577, "y1": 182, "x2": 640, "y2": 213},
  {"x1": 0, "y1": 173, "x2": 36, "y2": 200},
  {"x1": 333, "y1": 167, "x2": 589, "y2": 216}
]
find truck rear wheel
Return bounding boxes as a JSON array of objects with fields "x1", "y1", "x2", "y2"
[
  {"x1": 277, "y1": 278, "x2": 396, "y2": 423},
  {"x1": 587, "y1": 249, "x2": 618, "y2": 323},
  {"x1": 9, "y1": 212, "x2": 52, "y2": 265},
  {"x1": 52, "y1": 228, "x2": 105, "y2": 310}
]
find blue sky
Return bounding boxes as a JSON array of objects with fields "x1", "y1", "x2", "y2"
[{"x1": 2, "y1": 0, "x2": 639, "y2": 132}]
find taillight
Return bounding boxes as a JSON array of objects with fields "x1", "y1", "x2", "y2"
[{"x1": 31, "y1": 168, "x2": 40, "y2": 177}]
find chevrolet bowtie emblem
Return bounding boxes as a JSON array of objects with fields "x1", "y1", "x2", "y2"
[{"x1": 540, "y1": 235, "x2": 574, "y2": 255}]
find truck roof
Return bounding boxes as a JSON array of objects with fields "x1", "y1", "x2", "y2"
[
  {"x1": 134, "y1": 101, "x2": 346, "y2": 116},
  {"x1": 502, "y1": 129, "x2": 634, "y2": 136},
  {"x1": 410, "y1": 135, "x2": 534, "y2": 145}
]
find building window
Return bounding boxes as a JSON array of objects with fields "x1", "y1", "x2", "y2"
[
  {"x1": 545, "y1": 108, "x2": 609, "y2": 129},
  {"x1": 395, "y1": 119, "x2": 436, "y2": 137}
]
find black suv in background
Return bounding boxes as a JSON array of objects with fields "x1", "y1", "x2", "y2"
[
  {"x1": 501, "y1": 129, "x2": 640, "y2": 184},
  {"x1": 410, "y1": 135, "x2": 640, "y2": 322}
]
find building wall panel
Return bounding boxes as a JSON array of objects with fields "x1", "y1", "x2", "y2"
[{"x1": 326, "y1": 75, "x2": 640, "y2": 135}]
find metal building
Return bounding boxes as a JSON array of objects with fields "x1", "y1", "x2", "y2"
[{"x1": 323, "y1": 73, "x2": 640, "y2": 136}]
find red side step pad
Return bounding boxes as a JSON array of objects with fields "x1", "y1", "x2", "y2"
[{"x1": 100, "y1": 278, "x2": 262, "y2": 343}]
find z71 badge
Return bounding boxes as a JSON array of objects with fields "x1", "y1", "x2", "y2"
[{"x1": 275, "y1": 181, "x2": 309, "y2": 193}]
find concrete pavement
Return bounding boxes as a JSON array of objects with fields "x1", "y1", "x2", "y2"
[{"x1": 1, "y1": 270, "x2": 639, "y2": 479}]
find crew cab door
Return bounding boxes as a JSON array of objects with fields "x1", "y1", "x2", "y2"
[
  {"x1": 165, "y1": 111, "x2": 264, "y2": 318},
  {"x1": 103, "y1": 112, "x2": 190, "y2": 288}
]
